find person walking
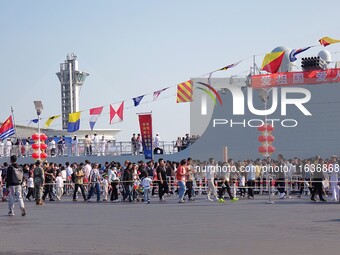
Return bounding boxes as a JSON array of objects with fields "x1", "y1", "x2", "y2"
[
  {"x1": 141, "y1": 175, "x2": 153, "y2": 203},
  {"x1": 217, "y1": 159, "x2": 238, "y2": 202},
  {"x1": 55, "y1": 171, "x2": 64, "y2": 201},
  {"x1": 6, "y1": 155, "x2": 26, "y2": 216},
  {"x1": 176, "y1": 159, "x2": 187, "y2": 203},
  {"x1": 246, "y1": 160, "x2": 256, "y2": 199},
  {"x1": 329, "y1": 155, "x2": 339, "y2": 201},
  {"x1": 185, "y1": 157, "x2": 195, "y2": 201},
  {"x1": 34, "y1": 160, "x2": 44, "y2": 205},
  {"x1": 297, "y1": 159, "x2": 312, "y2": 197},
  {"x1": 156, "y1": 158, "x2": 168, "y2": 201},
  {"x1": 42, "y1": 162, "x2": 55, "y2": 202},
  {"x1": 108, "y1": 164, "x2": 119, "y2": 202},
  {"x1": 26, "y1": 172, "x2": 35, "y2": 201},
  {"x1": 311, "y1": 158, "x2": 327, "y2": 202},
  {"x1": 206, "y1": 158, "x2": 218, "y2": 202},
  {"x1": 275, "y1": 154, "x2": 287, "y2": 199},
  {"x1": 72, "y1": 163, "x2": 87, "y2": 202},
  {"x1": 122, "y1": 162, "x2": 134, "y2": 202},
  {"x1": 87, "y1": 163, "x2": 101, "y2": 202}
]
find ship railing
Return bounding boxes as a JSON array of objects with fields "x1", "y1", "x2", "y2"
[{"x1": 0, "y1": 141, "x2": 178, "y2": 158}]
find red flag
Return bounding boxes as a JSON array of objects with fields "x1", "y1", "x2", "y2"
[
  {"x1": 261, "y1": 52, "x2": 285, "y2": 73},
  {"x1": 0, "y1": 115, "x2": 15, "y2": 140},
  {"x1": 110, "y1": 102, "x2": 124, "y2": 124},
  {"x1": 176, "y1": 80, "x2": 193, "y2": 103},
  {"x1": 153, "y1": 87, "x2": 168, "y2": 101},
  {"x1": 138, "y1": 113, "x2": 153, "y2": 159},
  {"x1": 319, "y1": 36, "x2": 340, "y2": 47},
  {"x1": 89, "y1": 106, "x2": 103, "y2": 130}
]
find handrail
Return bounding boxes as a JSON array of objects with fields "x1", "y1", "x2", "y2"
[{"x1": 0, "y1": 140, "x2": 189, "y2": 158}]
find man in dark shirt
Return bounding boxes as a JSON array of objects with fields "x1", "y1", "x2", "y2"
[
  {"x1": 156, "y1": 158, "x2": 168, "y2": 201},
  {"x1": 122, "y1": 162, "x2": 134, "y2": 202},
  {"x1": 138, "y1": 161, "x2": 147, "y2": 179},
  {"x1": 42, "y1": 163, "x2": 56, "y2": 201},
  {"x1": 57, "y1": 136, "x2": 65, "y2": 156},
  {"x1": 34, "y1": 160, "x2": 45, "y2": 205}
]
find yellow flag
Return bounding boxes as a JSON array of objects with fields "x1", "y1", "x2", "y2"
[
  {"x1": 44, "y1": 115, "x2": 61, "y2": 128},
  {"x1": 319, "y1": 36, "x2": 340, "y2": 47}
]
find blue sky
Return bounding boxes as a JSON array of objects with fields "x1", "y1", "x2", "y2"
[{"x1": 1, "y1": 0, "x2": 340, "y2": 141}]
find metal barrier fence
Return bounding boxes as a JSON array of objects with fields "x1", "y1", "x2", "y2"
[
  {"x1": 15, "y1": 174, "x2": 334, "y2": 201},
  {"x1": 0, "y1": 141, "x2": 181, "y2": 158}
]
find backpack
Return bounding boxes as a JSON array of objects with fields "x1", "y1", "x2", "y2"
[{"x1": 11, "y1": 166, "x2": 24, "y2": 185}]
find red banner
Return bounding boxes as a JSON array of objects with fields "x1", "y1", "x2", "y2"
[
  {"x1": 251, "y1": 68, "x2": 340, "y2": 89},
  {"x1": 138, "y1": 113, "x2": 153, "y2": 160}
]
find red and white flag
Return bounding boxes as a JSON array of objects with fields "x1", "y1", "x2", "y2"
[
  {"x1": 89, "y1": 106, "x2": 103, "y2": 130},
  {"x1": 110, "y1": 101, "x2": 124, "y2": 124},
  {"x1": 153, "y1": 87, "x2": 168, "y2": 101}
]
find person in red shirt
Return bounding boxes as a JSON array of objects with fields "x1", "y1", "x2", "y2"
[{"x1": 176, "y1": 159, "x2": 187, "y2": 203}]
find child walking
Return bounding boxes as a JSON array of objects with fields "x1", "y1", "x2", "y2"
[
  {"x1": 26, "y1": 173, "x2": 35, "y2": 201},
  {"x1": 102, "y1": 174, "x2": 109, "y2": 202},
  {"x1": 55, "y1": 172, "x2": 64, "y2": 201},
  {"x1": 141, "y1": 176, "x2": 153, "y2": 203}
]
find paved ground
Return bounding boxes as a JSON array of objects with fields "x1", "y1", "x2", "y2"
[{"x1": 0, "y1": 195, "x2": 339, "y2": 255}]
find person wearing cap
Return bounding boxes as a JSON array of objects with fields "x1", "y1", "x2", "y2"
[{"x1": 34, "y1": 160, "x2": 44, "y2": 205}]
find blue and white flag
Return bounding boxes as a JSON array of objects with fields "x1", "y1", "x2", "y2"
[
  {"x1": 133, "y1": 95, "x2": 144, "y2": 107},
  {"x1": 289, "y1": 46, "x2": 312, "y2": 62}
]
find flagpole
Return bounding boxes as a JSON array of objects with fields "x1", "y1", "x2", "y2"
[
  {"x1": 150, "y1": 111, "x2": 153, "y2": 161},
  {"x1": 253, "y1": 55, "x2": 256, "y2": 75},
  {"x1": 11, "y1": 106, "x2": 18, "y2": 139}
]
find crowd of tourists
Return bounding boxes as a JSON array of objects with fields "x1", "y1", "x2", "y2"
[{"x1": 1, "y1": 153, "x2": 339, "y2": 216}]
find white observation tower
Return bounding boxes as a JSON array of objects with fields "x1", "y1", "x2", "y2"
[{"x1": 56, "y1": 54, "x2": 89, "y2": 130}]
